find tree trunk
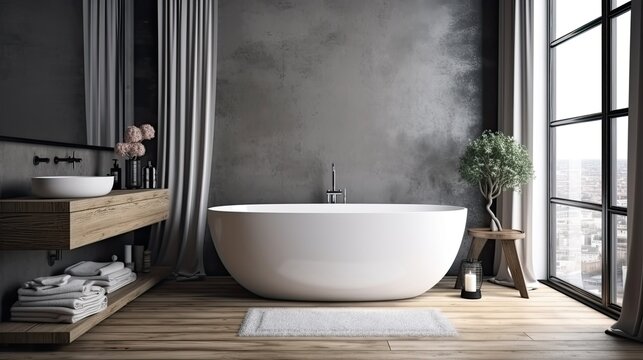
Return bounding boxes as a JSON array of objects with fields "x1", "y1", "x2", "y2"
[{"x1": 485, "y1": 194, "x2": 503, "y2": 231}]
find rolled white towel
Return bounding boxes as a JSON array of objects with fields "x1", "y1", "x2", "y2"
[
  {"x1": 14, "y1": 293, "x2": 105, "y2": 309},
  {"x1": 23, "y1": 274, "x2": 71, "y2": 289},
  {"x1": 17, "y1": 279, "x2": 95, "y2": 296},
  {"x1": 18, "y1": 286, "x2": 105, "y2": 302},
  {"x1": 64, "y1": 261, "x2": 125, "y2": 276}
]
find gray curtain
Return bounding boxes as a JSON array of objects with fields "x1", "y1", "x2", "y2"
[
  {"x1": 150, "y1": 0, "x2": 217, "y2": 277},
  {"x1": 494, "y1": 0, "x2": 540, "y2": 289},
  {"x1": 83, "y1": 0, "x2": 133, "y2": 146},
  {"x1": 608, "y1": 0, "x2": 643, "y2": 341}
]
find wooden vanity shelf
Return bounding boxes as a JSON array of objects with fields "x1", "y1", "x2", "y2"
[
  {"x1": 0, "y1": 189, "x2": 172, "y2": 344},
  {"x1": 0, "y1": 266, "x2": 172, "y2": 344},
  {"x1": 0, "y1": 189, "x2": 169, "y2": 250}
]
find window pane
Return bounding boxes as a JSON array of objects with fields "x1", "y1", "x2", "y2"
[
  {"x1": 554, "y1": 0, "x2": 601, "y2": 39},
  {"x1": 554, "y1": 204, "x2": 603, "y2": 297},
  {"x1": 611, "y1": 11, "x2": 630, "y2": 110},
  {"x1": 554, "y1": 121, "x2": 602, "y2": 204},
  {"x1": 554, "y1": 26, "x2": 602, "y2": 120},
  {"x1": 612, "y1": 214, "x2": 627, "y2": 306},
  {"x1": 612, "y1": 117, "x2": 628, "y2": 207},
  {"x1": 611, "y1": 0, "x2": 630, "y2": 10}
]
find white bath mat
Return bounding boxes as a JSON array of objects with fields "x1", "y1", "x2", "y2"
[{"x1": 238, "y1": 307, "x2": 458, "y2": 337}]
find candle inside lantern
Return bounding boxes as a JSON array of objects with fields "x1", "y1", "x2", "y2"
[{"x1": 464, "y1": 271, "x2": 476, "y2": 292}]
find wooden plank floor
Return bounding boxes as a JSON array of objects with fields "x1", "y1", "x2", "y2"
[{"x1": 2, "y1": 276, "x2": 642, "y2": 359}]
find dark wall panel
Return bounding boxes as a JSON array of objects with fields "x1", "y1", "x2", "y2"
[{"x1": 0, "y1": 0, "x2": 86, "y2": 145}]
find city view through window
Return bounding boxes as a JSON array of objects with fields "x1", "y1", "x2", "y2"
[
  {"x1": 554, "y1": 155, "x2": 627, "y2": 302},
  {"x1": 550, "y1": 0, "x2": 630, "y2": 309}
]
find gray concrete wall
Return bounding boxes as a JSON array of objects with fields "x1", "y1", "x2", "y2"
[{"x1": 209, "y1": 0, "x2": 499, "y2": 276}]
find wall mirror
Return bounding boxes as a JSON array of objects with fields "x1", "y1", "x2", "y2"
[{"x1": 0, "y1": 0, "x2": 133, "y2": 149}]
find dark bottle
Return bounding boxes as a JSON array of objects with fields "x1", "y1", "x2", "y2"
[
  {"x1": 110, "y1": 159, "x2": 122, "y2": 190},
  {"x1": 143, "y1": 161, "x2": 157, "y2": 189}
]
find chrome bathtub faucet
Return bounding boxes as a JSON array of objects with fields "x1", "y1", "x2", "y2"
[{"x1": 326, "y1": 163, "x2": 347, "y2": 203}]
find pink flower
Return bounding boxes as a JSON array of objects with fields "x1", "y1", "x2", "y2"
[
  {"x1": 124, "y1": 126, "x2": 143, "y2": 143},
  {"x1": 140, "y1": 124, "x2": 155, "y2": 140},
  {"x1": 115, "y1": 143, "x2": 131, "y2": 158},
  {"x1": 116, "y1": 124, "x2": 154, "y2": 159},
  {"x1": 129, "y1": 142, "x2": 146, "y2": 158}
]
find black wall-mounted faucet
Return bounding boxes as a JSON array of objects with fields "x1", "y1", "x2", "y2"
[{"x1": 54, "y1": 152, "x2": 82, "y2": 168}]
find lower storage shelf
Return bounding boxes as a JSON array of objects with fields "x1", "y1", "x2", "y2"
[{"x1": 0, "y1": 266, "x2": 172, "y2": 344}]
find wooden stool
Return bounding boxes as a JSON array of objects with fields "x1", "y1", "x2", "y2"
[{"x1": 454, "y1": 228, "x2": 529, "y2": 299}]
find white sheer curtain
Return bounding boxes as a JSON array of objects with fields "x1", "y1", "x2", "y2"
[
  {"x1": 150, "y1": 0, "x2": 217, "y2": 278},
  {"x1": 83, "y1": 0, "x2": 133, "y2": 146},
  {"x1": 493, "y1": 0, "x2": 541, "y2": 289},
  {"x1": 608, "y1": 0, "x2": 643, "y2": 342}
]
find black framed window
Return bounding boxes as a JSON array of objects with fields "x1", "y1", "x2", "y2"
[{"x1": 548, "y1": 0, "x2": 630, "y2": 317}]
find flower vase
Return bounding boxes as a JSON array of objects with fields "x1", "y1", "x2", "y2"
[{"x1": 125, "y1": 159, "x2": 141, "y2": 189}]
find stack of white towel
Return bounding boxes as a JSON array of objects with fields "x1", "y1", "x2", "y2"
[
  {"x1": 65, "y1": 261, "x2": 137, "y2": 294},
  {"x1": 11, "y1": 275, "x2": 107, "y2": 323},
  {"x1": 11, "y1": 261, "x2": 137, "y2": 324}
]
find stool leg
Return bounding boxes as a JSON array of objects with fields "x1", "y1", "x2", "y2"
[
  {"x1": 468, "y1": 238, "x2": 488, "y2": 259},
  {"x1": 454, "y1": 238, "x2": 488, "y2": 289},
  {"x1": 500, "y1": 240, "x2": 529, "y2": 299}
]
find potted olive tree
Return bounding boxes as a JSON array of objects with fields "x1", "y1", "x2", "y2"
[{"x1": 459, "y1": 130, "x2": 534, "y2": 231}]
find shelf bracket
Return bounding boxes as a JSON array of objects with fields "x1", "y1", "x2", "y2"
[{"x1": 47, "y1": 250, "x2": 62, "y2": 266}]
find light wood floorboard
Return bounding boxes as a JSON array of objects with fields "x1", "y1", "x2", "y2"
[{"x1": 1, "y1": 276, "x2": 642, "y2": 359}]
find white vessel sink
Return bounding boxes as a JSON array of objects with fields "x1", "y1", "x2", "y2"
[{"x1": 31, "y1": 176, "x2": 114, "y2": 198}]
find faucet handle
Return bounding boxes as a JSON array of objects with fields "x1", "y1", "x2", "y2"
[
  {"x1": 343, "y1": 188, "x2": 347, "y2": 203},
  {"x1": 33, "y1": 156, "x2": 50, "y2": 165}
]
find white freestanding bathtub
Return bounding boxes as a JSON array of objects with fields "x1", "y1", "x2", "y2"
[{"x1": 207, "y1": 204, "x2": 467, "y2": 301}]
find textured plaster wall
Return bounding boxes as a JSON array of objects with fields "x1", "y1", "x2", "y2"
[{"x1": 208, "y1": 0, "x2": 498, "y2": 275}]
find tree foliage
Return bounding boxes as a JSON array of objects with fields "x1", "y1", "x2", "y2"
[{"x1": 459, "y1": 130, "x2": 534, "y2": 230}]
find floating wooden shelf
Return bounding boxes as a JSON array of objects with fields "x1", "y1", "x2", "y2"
[
  {"x1": 0, "y1": 266, "x2": 172, "y2": 344},
  {"x1": 0, "y1": 189, "x2": 169, "y2": 250}
]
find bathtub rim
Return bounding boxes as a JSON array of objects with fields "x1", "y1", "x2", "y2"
[{"x1": 208, "y1": 203, "x2": 467, "y2": 215}]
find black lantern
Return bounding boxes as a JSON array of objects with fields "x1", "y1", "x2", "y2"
[{"x1": 459, "y1": 259, "x2": 483, "y2": 299}]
